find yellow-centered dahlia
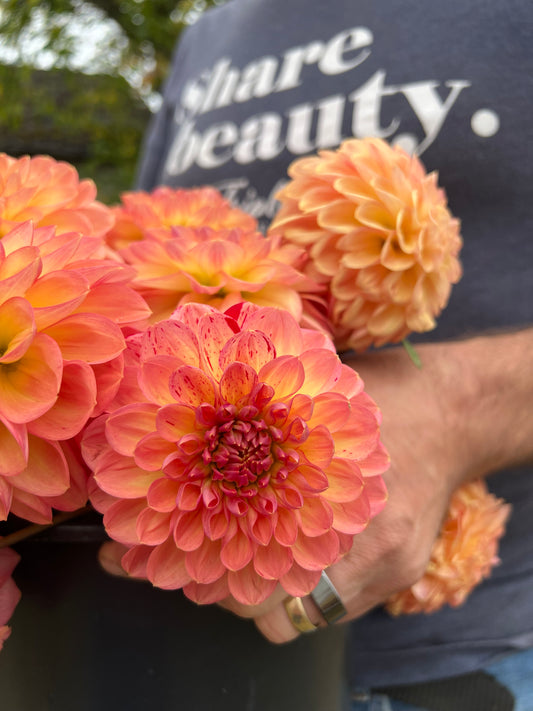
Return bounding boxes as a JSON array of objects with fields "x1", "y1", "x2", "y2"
[
  {"x1": 269, "y1": 137, "x2": 462, "y2": 351},
  {"x1": 386, "y1": 480, "x2": 511, "y2": 615}
]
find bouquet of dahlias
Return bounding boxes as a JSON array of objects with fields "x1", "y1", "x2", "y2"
[{"x1": 0, "y1": 138, "x2": 510, "y2": 646}]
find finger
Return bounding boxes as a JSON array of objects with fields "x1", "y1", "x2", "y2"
[
  {"x1": 255, "y1": 594, "x2": 325, "y2": 644},
  {"x1": 218, "y1": 584, "x2": 287, "y2": 619}
]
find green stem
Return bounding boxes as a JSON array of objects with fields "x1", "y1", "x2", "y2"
[{"x1": 402, "y1": 338, "x2": 422, "y2": 369}]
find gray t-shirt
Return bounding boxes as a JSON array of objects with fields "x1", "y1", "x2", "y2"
[{"x1": 137, "y1": 0, "x2": 533, "y2": 688}]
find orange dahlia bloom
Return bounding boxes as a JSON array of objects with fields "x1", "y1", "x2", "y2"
[
  {"x1": 0, "y1": 547, "x2": 21, "y2": 651},
  {"x1": 269, "y1": 137, "x2": 462, "y2": 351},
  {"x1": 105, "y1": 186, "x2": 257, "y2": 250},
  {"x1": 0, "y1": 154, "x2": 113, "y2": 239},
  {"x1": 83, "y1": 303, "x2": 389, "y2": 605},
  {"x1": 386, "y1": 480, "x2": 511, "y2": 615},
  {"x1": 120, "y1": 223, "x2": 320, "y2": 324},
  {"x1": 0, "y1": 221, "x2": 150, "y2": 524}
]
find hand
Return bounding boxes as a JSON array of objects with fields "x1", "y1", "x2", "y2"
[{"x1": 219, "y1": 339, "x2": 482, "y2": 642}]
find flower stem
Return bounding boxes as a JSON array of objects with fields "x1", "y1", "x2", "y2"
[
  {"x1": 0, "y1": 505, "x2": 94, "y2": 549},
  {"x1": 402, "y1": 338, "x2": 422, "y2": 369}
]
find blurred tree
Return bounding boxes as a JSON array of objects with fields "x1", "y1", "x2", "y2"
[
  {"x1": 0, "y1": 0, "x2": 223, "y2": 202},
  {"x1": 0, "y1": 0, "x2": 224, "y2": 92}
]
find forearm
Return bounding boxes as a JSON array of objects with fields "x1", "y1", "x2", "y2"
[{"x1": 450, "y1": 326, "x2": 533, "y2": 478}]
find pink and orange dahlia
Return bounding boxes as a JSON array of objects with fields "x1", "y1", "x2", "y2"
[
  {"x1": 386, "y1": 480, "x2": 511, "y2": 615},
  {"x1": 0, "y1": 153, "x2": 113, "y2": 240},
  {"x1": 105, "y1": 186, "x2": 257, "y2": 250},
  {"x1": 0, "y1": 220, "x2": 150, "y2": 524},
  {"x1": 0, "y1": 547, "x2": 21, "y2": 651},
  {"x1": 269, "y1": 137, "x2": 462, "y2": 351},
  {"x1": 83, "y1": 303, "x2": 389, "y2": 605}
]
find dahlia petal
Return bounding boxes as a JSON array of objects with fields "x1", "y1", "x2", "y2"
[
  {"x1": 105, "y1": 403, "x2": 159, "y2": 457},
  {"x1": 0, "y1": 547, "x2": 20, "y2": 587},
  {"x1": 185, "y1": 537, "x2": 226, "y2": 584},
  {"x1": 333, "y1": 405, "x2": 380, "y2": 460},
  {"x1": 219, "y1": 331, "x2": 276, "y2": 374},
  {"x1": 328, "y1": 365, "x2": 364, "y2": 398},
  {"x1": 0, "y1": 417, "x2": 28, "y2": 476},
  {"x1": 297, "y1": 349, "x2": 343, "y2": 395},
  {"x1": 155, "y1": 403, "x2": 197, "y2": 442},
  {"x1": 104, "y1": 498, "x2": 146, "y2": 545},
  {"x1": 249, "y1": 512, "x2": 274, "y2": 546},
  {"x1": 323, "y1": 458, "x2": 365, "y2": 503},
  {"x1": 0, "y1": 478, "x2": 13, "y2": 520},
  {"x1": 202, "y1": 503, "x2": 229, "y2": 539},
  {"x1": 147, "y1": 538, "x2": 191, "y2": 590},
  {"x1": 134, "y1": 432, "x2": 176, "y2": 471},
  {"x1": 139, "y1": 355, "x2": 184, "y2": 406},
  {"x1": 173, "y1": 508, "x2": 205, "y2": 551},
  {"x1": 9, "y1": 487, "x2": 53, "y2": 524},
  {"x1": 338, "y1": 229, "x2": 385, "y2": 268},
  {"x1": 94, "y1": 450, "x2": 161, "y2": 498},
  {"x1": 258, "y1": 356, "x2": 304, "y2": 399},
  {"x1": 121, "y1": 544, "x2": 152, "y2": 579},
  {"x1": 77, "y1": 283, "x2": 151, "y2": 325},
  {"x1": 274, "y1": 507, "x2": 299, "y2": 546},
  {"x1": 298, "y1": 496, "x2": 334, "y2": 537},
  {"x1": 146, "y1": 477, "x2": 179, "y2": 513},
  {"x1": 9, "y1": 435, "x2": 69, "y2": 496},
  {"x1": 0, "y1": 246, "x2": 41, "y2": 304},
  {"x1": 27, "y1": 360, "x2": 96, "y2": 440},
  {"x1": 0, "y1": 576, "x2": 21, "y2": 628},
  {"x1": 90, "y1": 354, "x2": 125, "y2": 417},
  {"x1": 219, "y1": 361, "x2": 258, "y2": 405},
  {"x1": 183, "y1": 576, "x2": 230, "y2": 604},
  {"x1": 330, "y1": 494, "x2": 372, "y2": 534},
  {"x1": 136, "y1": 508, "x2": 172, "y2": 545},
  {"x1": 141, "y1": 320, "x2": 199, "y2": 365},
  {"x1": 169, "y1": 365, "x2": 216, "y2": 407},
  {"x1": 307, "y1": 393, "x2": 351, "y2": 432},
  {"x1": 298, "y1": 424, "x2": 334, "y2": 468},
  {"x1": 292, "y1": 529, "x2": 340, "y2": 570},
  {"x1": 44, "y1": 438, "x2": 89, "y2": 512},
  {"x1": 44, "y1": 313, "x2": 125, "y2": 363},
  {"x1": 0, "y1": 296, "x2": 36, "y2": 363},
  {"x1": 317, "y1": 200, "x2": 357, "y2": 232},
  {"x1": 197, "y1": 312, "x2": 239, "y2": 380},
  {"x1": 243, "y1": 308, "x2": 304, "y2": 357},
  {"x1": 290, "y1": 464, "x2": 329, "y2": 494},
  {"x1": 253, "y1": 538, "x2": 293, "y2": 579},
  {"x1": 221, "y1": 526, "x2": 254, "y2": 571},
  {"x1": 0, "y1": 333, "x2": 62, "y2": 424},
  {"x1": 363, "y1": 474, "x2": 388, "y2": 516},
  {"x1": 26, "y1": 270, "x2": 89, "y2": 331},
  {"x1": 280, "y1": 563, "x2": 322, "y2": 597},
  {"x1": 227, "y1": 563, "x2": 278, "y2": 605}
]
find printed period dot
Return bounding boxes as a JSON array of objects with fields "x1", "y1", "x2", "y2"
[{"x1": 471, "y1": 109, "x2": 500, "y2": 138}]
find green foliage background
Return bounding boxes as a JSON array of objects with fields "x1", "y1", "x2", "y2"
[{"x1": 0, "y1": 0, "x2": 223, "y2": 203}]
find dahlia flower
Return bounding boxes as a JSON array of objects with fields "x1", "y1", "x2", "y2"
[
  {"x1": 269, "y1": 137, "x2": 462, "y2": 351},
  {"x1": 0, "y1": 547, "x2": 21, "y2": 651},
  {"x1": 0, "y1": 221, "x2": 150, "y2": 524},
  {"x1": 386, "y1": 480, "x2": 511, "y2": 615},
  {"x1": 0, "y1": 153, "x2": 113, "y2": 240},
  {"x1": 119, "y1": 223, "x2": 320, "y2": 324},
  {"x1": 105, "y1": 186, "x2": 257, "y2": 250},
  {"x1": 83, "y1": 303, "x2": 389, "y2": 606}
]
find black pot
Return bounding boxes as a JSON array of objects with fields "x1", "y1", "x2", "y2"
[{"x1": 0, "y1": 518, "x2": 347, "y2": 711}]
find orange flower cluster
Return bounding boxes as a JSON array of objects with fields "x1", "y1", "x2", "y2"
[
  {"x1": 105, "y1": 186, "x2": 320, "y2": 325},
  {"x1": 386, "y1": 480, "x2": 511, "y2": 615},
  {"x1": 270, "y1": 138, "x2": 463, "y2": 351}
]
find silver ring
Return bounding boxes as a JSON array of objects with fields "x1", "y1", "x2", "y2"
[{"x1": 310, "y1": 571, "x2": 347, "y2": 624}]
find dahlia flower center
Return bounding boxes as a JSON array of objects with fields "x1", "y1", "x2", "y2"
[{"x1": 202, "y1": 407, "x2": 275, "y2": 493}]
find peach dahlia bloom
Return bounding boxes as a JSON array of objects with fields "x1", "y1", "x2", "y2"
[
  {"x1": 386, "y1": 480, "x2": 511, "y2": 615},
  {"x1": 0, "y1": 547, "x2": 21, "y2": 651},
  {"x1": 83, "y1": 303, "x2": 389, "y2": 605},
  {"x1": 269, "y1": 137, "x2": 462, "y2": 351},
  {"x1": 0, "y1": 221, "x2": 150, "y2": 524},
  {"x1": 0, "y1": 153, "x2": 113, "y2": 240},
  {"x1": 119, "y1": 224, "x2": 320, "y2": 324},
  {"x1": 105, "y1": 186, "x2": 257, "y2": 250}
]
